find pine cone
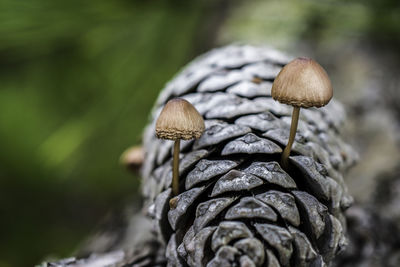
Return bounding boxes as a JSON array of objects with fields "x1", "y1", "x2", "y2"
[{"x1": 142, "y1": 45, "x2": 357, "y2": 267}]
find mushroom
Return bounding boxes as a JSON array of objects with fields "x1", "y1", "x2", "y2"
[
  {"x1": 271, "y1": 57, "x2": 333, "y2": 169},
  {"x1": 156, "y1": 98, "x2": 205, "y2": 196},
  {"x1": 120, "y1": 145, "x2": 144, "y2": 174}
]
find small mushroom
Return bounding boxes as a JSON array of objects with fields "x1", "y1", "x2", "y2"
[
  {"x1": 156, "y1": 98, "x2": 205, "y2": 195},
  {"x1": 271, "y1": 57, "x2": 332, "y2": 169},
  {"x1": 120, "y1": 145, "x2": 144, "y2": 174}
]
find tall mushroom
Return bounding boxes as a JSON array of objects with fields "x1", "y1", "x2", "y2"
[
  {"x1": 155, "y1": 98, "x2": 205, "y2": 196},
  {"x1": 271, "y1": 57, "x2": 333, "y2": 169}
]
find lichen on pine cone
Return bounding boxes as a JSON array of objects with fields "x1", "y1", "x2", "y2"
[{"x1": 142, "y1": 45, "x2": 357, "y2": 267}]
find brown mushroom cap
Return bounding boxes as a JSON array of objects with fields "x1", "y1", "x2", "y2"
[
  {"x1": 120, "y1": 145, "x2": 144, "y2": 167},
  {"x1": 156, "y1": 98, "x2": 205, "y2": 140},
  {"x1": 271, "y1": 57, "x2": 333, "y2": 108}
]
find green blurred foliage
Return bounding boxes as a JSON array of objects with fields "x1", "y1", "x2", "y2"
[
  {"x1": 0, "y1": 0, "x2": 223, "y2": 266},
  {"x1": 219, "y1": 0, "x2": 400, "y2": 53}
]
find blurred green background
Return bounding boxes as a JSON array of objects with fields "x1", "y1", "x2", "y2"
[{"x1": 0, "y1": 0, "x2": 399, "y2": 266}]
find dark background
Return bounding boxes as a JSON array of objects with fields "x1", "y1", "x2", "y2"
[{"x1": 0, "y1": 1, "x2": 399, "y2": 266}]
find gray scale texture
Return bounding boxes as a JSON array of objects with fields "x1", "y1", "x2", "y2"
[
  {"x1": 43, "y1": 45, "x2": 400, "y2": 267},
  {"x1": 141, "y1": 45, "x2": 357, "y2": 267}
]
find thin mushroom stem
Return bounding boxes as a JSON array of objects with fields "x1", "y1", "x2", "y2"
[
  {"x1": 281, "y1": 106, "x2": 300, "y2": 169},
  {"x1": 172, "y1": 139, "x2": 181, "y2": 196}
]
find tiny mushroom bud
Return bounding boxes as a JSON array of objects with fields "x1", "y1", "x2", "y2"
[
  {"x1": 271, "y1": 57, "x2": 333, "y2": 169},
  {"x1": 155, "y1": 98, "x2": 205, "y2": 196},
  {"x1": 120, "y1": 145, "x2": 144, "y2": 174}
]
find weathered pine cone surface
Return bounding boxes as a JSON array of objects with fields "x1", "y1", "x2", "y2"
[
  {"x1": 42, "y1": 45, "x2": 361, "y2": 267},
  {"x1": 141, "y1": 45, "x2": 357, "y2": 267}
]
